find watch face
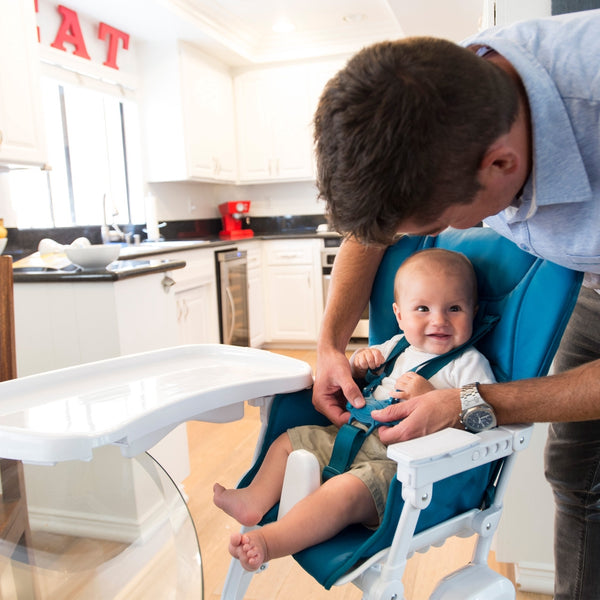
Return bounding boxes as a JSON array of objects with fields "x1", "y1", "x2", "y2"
[{"x1": 463, "y1": 408, "x2": 497, "y2": 432}]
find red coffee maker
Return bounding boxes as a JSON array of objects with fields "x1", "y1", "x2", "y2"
[{"x1": 218, "y1": 201, "x2": 254, "y2": 240}]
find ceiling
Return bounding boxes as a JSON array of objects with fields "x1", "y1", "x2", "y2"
[{"x1": 63, "y1": 0, "x2": 485, "y2": 66}]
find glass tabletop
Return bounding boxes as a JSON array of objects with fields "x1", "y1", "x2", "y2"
[{"x1": 0, "y1": 447, "x2": 202, "y2": 599}]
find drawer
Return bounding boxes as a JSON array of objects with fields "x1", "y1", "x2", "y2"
[{"x1": 264, "y1": 240, "x2": 315, "y2": 265}]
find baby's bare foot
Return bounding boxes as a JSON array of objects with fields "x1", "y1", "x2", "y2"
[
  {"x1": 229, "y1": 531, "x2": 269, "y2": 571},
  {"x1": 213, "y1": 483, "x2": 262, "y2": 527}
]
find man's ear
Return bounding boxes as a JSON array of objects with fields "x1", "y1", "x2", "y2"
[{"x1": 478, "y1": 143, "x2": 520, "y2": 183}]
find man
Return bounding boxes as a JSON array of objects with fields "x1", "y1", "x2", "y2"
[{"x1": 312, "y1": 10, "x2": 600, "y2": 599}]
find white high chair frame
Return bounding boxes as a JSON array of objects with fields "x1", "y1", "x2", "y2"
[{"x1": 221, "y1": 395, "x2": 532, "y2": 600}]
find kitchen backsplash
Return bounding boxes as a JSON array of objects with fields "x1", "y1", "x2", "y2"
[
  {"x1": 3, "y1": 214, "x2": 328, "y2": 260},
  {"x1": 148, "y1": 181, "x2": 326, "y2": 221}
]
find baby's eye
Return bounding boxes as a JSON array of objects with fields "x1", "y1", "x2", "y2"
[
  {"x1": 449, "y1": 305, "x2": 463, "y2": 312},
  {"x1": 416, "y1": 306, "x2": 429, "y2": 312}
]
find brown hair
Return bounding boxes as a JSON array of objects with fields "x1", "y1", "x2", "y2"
[{"x1": 314, "y1": 37, "x2": 520, "y2": 245}]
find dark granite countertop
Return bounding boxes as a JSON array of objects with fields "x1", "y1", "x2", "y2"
[
  {"x1": 10, "y1": 230, "x2": 341, "y2": 283},
  {"x1": 13, "y1": 258, "x2": 186, "y2": 283}
]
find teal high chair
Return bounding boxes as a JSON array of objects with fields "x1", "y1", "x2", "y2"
[{"x1": 221, "y1": 227, "x2": 583, "y2": 600}]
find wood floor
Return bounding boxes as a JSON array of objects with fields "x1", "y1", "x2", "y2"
[{"x1": 184, "y1": 347, "x2": 552, "y2": 600}]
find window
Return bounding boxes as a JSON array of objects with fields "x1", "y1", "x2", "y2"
[{"x1": 8, "y1": 75, "x2": 144, "y2": 229}]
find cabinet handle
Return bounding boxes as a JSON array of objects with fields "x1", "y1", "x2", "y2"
[
  {"x1": 162, "y1": 275, "x2": 175, "y2": 293},
  {"x1": 224, "y1": 286, "x2": 236, "y2": 344},
  {"x1": 0, "y1": 130, "x2": 3, "y2": 146}
]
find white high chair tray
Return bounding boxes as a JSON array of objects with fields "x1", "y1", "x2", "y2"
[{"x1": 0, "y1": 344, "x2": 313, "y2": 464}]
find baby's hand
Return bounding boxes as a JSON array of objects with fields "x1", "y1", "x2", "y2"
[
  {"x1": 350, "y1": 348, "x2": 385, "y2": 378},
  {"x1": 390, "y1": 372, "x2": 434, "y2": 400}
]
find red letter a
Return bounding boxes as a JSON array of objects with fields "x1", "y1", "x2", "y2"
[{"x1": 51, "y1": 5, "x2": 91, "y2": 60}]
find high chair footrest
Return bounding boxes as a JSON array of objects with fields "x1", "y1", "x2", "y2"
[{"x1": 429, "y1": 564, "x2": 515, "y2": 600}]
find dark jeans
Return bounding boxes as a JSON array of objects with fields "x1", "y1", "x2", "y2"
[{"x1": 545, "y1": 285, "x2": 600, "y2": 600}]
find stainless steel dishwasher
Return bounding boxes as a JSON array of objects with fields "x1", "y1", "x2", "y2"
[{"x1": 215, "y1": 248, "x2": 250, "y2": 346}]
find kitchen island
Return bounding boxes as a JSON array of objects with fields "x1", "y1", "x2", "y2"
[{"x1": 12, "y1": 255, "x2": 194, "y2": 487}]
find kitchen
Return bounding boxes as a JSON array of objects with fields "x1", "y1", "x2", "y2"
[{"x1": 0, "y1": 0, "x2": 566, "y2": 598}]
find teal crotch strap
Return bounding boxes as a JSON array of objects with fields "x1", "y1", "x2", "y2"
[{"x1": 322, "y1": 423, "x2": 373, "y2": 482}]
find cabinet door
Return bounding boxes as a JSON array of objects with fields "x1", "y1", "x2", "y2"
[
  {"x1": 0, "y1": 0, "x2": 46, "y2": 166},
  {"x1": 268, "y1": 66, "x2": 314, "y2": 180},
  {"x1": 234, "y1": 70, "x2": 272, "y2": 181},
  {"x1": 180, "y1": 44, "x2": 237, "y2": 182},
  {"x1": 176, "y1": 282, "x2": 220, "y2": 345},
  {"x1": 265, "y1": 265, "x2": 318, "y2": 342},
  {"x1": 140, "y1": 42, "x2": 236, "y2": 182},
  {"x1": 235, "y1": 66, "x2": 314, "y2": 182}
]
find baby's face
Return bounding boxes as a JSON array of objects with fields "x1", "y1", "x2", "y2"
[{"x1": 393, "y1": 269, "x2": 475, "y2": 355}]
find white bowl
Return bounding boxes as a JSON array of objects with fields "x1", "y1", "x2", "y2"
[
  {"x1": 0, "y1": 238, "x2": 6, "y2": 254},
  {"x1": 65, "y1": 244, "x2": 120, "y2": 270}
]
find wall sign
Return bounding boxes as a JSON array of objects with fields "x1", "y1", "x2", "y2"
[{"x1": 35, "y1": 1, "x2": 130, "y2": 71}]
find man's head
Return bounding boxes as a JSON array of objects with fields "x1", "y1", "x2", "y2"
[
  {"x1": 314, "y1": 37, "x2": 523, "y2": 245},
  {"x1": 392, "y1": 248, "x2": 478, "y2": 354}
]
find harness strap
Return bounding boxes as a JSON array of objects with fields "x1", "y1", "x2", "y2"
[
  {"x1": 322, "y1": 314, "x2": 499, "y2": 482},
  {"x1": 322, "y1": 423, "x2": 371, "y2": 481}
]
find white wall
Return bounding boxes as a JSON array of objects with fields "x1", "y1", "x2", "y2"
[
  {"x1": 495, "y1": 424, "x2": 555, "y2": 593},
  {"x1": 148, "y1": 180, "x2": 326, "y2": 222}
]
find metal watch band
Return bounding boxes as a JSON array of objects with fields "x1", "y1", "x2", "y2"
[{"x1": 460, "y1": 382, "x2": 483, "y2": 411}]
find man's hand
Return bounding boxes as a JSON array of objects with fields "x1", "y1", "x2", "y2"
[
  {"x1": 313, "y1": 348, "x2": 365, "y2": 427},
  {"x1": 372, "y1": 388, "x2": 462, "y2": 444}
]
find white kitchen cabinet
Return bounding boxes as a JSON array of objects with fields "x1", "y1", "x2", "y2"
[
  {"x1": 175, "y1": 283, "x2": 217, "y2": 345},
  {"x1": 262, "y1": 239, "x2": 322, "y2": 343},
  {"x1": 14, "y1": 273, "x2": 179, "y2": 376},
  {"x1": 13, "y1": 271, "x2": 190, "y2": 485},
  {"x1": 170, "y1": 248, "x2": 220, "y2": 345},
  {"x1": 234, "y1": 59, "x2": 346, "y2": 183},
  {"x1": 234, "y1": 65, "x2": 314, "y2": 182},
  {"x1": 139, "y1": 41, "x2": 237, "y2": 182},
  {"x1": 0, "y1": 0, "x2": 46, "y2": 166}
]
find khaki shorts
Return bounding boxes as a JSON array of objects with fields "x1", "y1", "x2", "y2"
[{"x1": 287, "y1": 424, "x2": 397, "y2": 526}]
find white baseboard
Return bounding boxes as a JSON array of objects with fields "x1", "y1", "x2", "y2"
[
  {"x1": 514, "y1": 562, "x2": 555, "y2": 595},
  {"x1": 28, "y1": 491, "x2": 185, "y2": 544}
]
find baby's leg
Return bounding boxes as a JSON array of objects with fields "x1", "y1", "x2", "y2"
[
  {"x1": 214, "y1": 432, "x2": 292, "y2": 526},
  {"x1": 230, "y1": 472, "x2": 378, "y2": 569}
]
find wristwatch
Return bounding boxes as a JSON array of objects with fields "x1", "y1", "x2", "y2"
[{"x1": 460, "y1": 382, "x2": 497, "y2": 433}]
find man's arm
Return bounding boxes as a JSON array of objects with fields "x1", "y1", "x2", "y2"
[
  {"x1": 313, "y1": 238, "x2": 386, "y2": 426},
  {"x1": 373, "y1": 359, "x2": 600, "y2": 443}
]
